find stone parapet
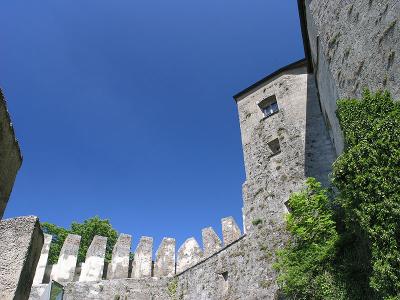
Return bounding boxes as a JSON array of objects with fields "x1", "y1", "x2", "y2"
[
  {"x1": 176, "y1": 238, "x2": 203, "y2": 274},
  {"x1": 51, "y1": 234, "x2": 81, "y2": 283},
  {"x1": 221, "y1": 217, "x2": 242, "y2": 246},
  {"x1": 79, "y1": 235, "x2": 107, "y2": 282},
  {"x1": 0, "y1": 216, "x2": 43, "y2": 300},
  {"x1": 32, "y1": 234, "x2": 52, "y2": 284},
  {"x1": 131, "y1": 236, "x2": 153, "y2": 279},
  {"x1": 107, "y1": 234, "x2": 132, "y2": 279},
  {"x1": 202, "y1": 227, "x2": 222, "y2": 257},
  {"x1": 153, "y1": 237, "x2": 176, "y2": 277}
]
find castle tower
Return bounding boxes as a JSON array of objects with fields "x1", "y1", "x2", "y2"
[{"x1": 234, "y1": 59, "x2": 335, "y2": 235}]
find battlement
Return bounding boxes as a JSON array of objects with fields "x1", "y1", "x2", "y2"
[{"x1": 31, "y1": 216, "x2": 242, "y2": 289}]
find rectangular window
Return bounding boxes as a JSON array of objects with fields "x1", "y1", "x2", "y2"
[
  {"x1": 262, "y1": 101, "x2": 279, "y2": 117},
  {"x1": 268, "y1": 138, "x2": 281, "y2": 156},
  {"x1": 258, "y1": 95, "x2": 279, "y2": 118}
]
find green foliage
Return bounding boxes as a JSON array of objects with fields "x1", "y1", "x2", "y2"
[
  {"x1": 333, "y1": 90, "x2": 400, "y2": 299},
  {"x1": 41, "y1": 223, "x2": 69, "y2": 265},
  {"x1": 274, "y1": 178, "x2": 343, "y2": 299},
  {"x1": 252, "y1": 218, "x2": 263, "y2": 226},
  {"x1": 167, "y1": 278, "x2": 179, "y2": 300},
  {"x1": 276, "y1": 90, "x2": 400, "y2": 299},
  {"x1": 41, "y1": 216, "x2": 118, "y2": 264}
]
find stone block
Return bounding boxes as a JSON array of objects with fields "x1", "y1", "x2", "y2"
[
  {"x1": 153, "y1": 237, "x2": 175, "y2": 277},
  {"x1": 131, "y1": 236, "x2": 153, "y2": 279},
  {"x1": 0, "y1": 216, "x2": 43, "y2": 300},
  {"x1": 201, "y1": 227, "x2": 222, "y2": 257},
  {"x1": 79, "y1": 235, "x2": 107, "y2": 282},
  {"x1": 176, "y1": 237, "x2": 203, "y2": 273},
  {"x1": 221, "y1": 217, "x2": 241, "y2": 246},
  {"x1": 51, "y1": 234, "x2": 81, "y2": 283},
  {"x1": 33, "y1": 234, "x2": 52, "y2": 284},
  {"x1": 0, "y1": 90, "x2": 22, "y2": 219},
  {"x1": 106, "y1": 233, "x2": 131, "y2": 279}
]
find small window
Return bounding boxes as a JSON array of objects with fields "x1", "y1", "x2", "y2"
[
  {"x1": 268, "y1": 138, "x2": 281, "y2": 156},
  {"x1": 258, "y1": 95, "x2": 279, "y2": 118}
]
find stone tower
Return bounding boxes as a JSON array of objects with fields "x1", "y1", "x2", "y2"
[{"x1": 234, "y1": 59, "x2": 335, "y2": 236}]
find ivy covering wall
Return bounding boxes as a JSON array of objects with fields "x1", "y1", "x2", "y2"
[{"x1": 275, "y1": 91, "x2": 400, "y2": 299}]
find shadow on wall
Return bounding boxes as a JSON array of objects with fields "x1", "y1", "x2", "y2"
[{"x1": 304, "y1": 73, "x2": 336, "y2": 187}]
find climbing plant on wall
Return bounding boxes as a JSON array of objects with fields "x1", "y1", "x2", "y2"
[
  {"x1": 275, "y1": 90, "x2": 400, "y2": 299},
  {"x1": 333, "y1": 90, "x2": 400, "y2": 299}
]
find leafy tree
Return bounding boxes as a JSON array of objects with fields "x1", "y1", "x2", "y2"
[
  {"x1": 41, "y1": 222, "x2": 69, "y2": 264},
  {"x1": 41, "y1": 216, "x2": 118, "y2": 264}
]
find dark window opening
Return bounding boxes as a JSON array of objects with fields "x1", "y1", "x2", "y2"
[
  {"x1": 268, "y1": 138, "x2": 281, "y2": 157},
  {"x1": 258, "y1": 95, "x2": 279, "y2": 118},
  {"x1": 221, "y1": 271, "x2": 228, "y2": 281},
  {"x1": 284, "y1": 200, "x2": 292, "y2": 212}
]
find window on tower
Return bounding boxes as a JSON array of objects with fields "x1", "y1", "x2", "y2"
[
  {"x1": 257, "y1": 95, "x2": 279, "y2": 118},
  {"x1": 268, "y1": 138, "x2": 281, "y2": 157}
]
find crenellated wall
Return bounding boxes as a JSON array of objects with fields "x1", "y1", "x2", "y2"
[{"x1": 29, "y1": 216, "x2": 243, "y2": 299}]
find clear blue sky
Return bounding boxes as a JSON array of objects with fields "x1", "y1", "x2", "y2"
[{"x1": 1, "y1": 1, "x2": 304, "y2": 251}]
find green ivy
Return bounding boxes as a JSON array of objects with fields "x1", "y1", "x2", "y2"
[
  {"x1": 275, "y1": 90, "x2": 400, "y2": 299},
  {"x1": 274, "y1": 178, "x2": 343, "y2": 300},
  {"x1": 333, "y1": 90, "x2": 400, "y2": 299}
]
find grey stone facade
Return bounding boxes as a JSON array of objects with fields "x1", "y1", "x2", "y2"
[
  {"x1": 0, "y1": 216, "x2": 43, "y2": 300},
  {"x1": 299, "y1": 0, "x2": 400, "y2": 153},
  {"x1": 0, "y1": 89, "x2": 22, "y2": 219}
]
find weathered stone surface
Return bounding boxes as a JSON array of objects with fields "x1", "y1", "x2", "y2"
[
  {"x1": 301, "y1": 0, "x2": 400, "y2": 154},
  {"x1": 79, "y1": 236, "x2": 107, "y2": 282},
  {"x1": 221, "y1": 217, "x2": 241, "y2": 246},
  {"x1": 153, "y1": 238, "x2": 176, "y2": 277},
  {"x1": 0, "y1": 89, "x2": 22, "y2": 219},
  {"x1": 107, "y1": 234, "x2": 131, "y2": 279},
  {"x1": 131, "y1": 236, "x2": 153, "y2": 279},
  {"x1": 51, "y1": 234, "x2": 81, "y2": 283},
  {"x1": 33, "y1": 234, "x2": 52, "y2": 284},
  {"x1": 201, "y1": 227, "x2": 222, "y2": 257},
  {"x1": 28, "y1": 284, "x2": 50, "y2": 300},
  {"x1": 0, "y1": 216, "x2": 43, "y2": 300},
  {"x1": 176, "y1": 237, "x2": 203, "y2": 274},
  {"x1": 63, "y1": 277, "x2": 172, "y2": 300}
]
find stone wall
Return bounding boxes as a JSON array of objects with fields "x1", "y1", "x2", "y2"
[
  {"x1": 0, "y1": 216, "x2": 43, "y2": 300},
  {"x1": 30, "y1": 216, "x2": 244, "y2": 299},
  {"x1": 0, "y1": 88, "x2": 22, "y2": 219},
  {"x1": 300, "y1": 0, "x2": 400, "y2": 153}
]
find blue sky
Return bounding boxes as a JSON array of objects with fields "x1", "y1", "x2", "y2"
[{"x1": 1, "y1": 1, "x2": 304, "y2": 251}]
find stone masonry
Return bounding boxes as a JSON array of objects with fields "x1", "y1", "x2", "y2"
[
  {"x1": 107, "y1": 233, "x2": 132, "y2": 279},
  {"x1": 51, "y1": 234, "x2": 81, "y2": 283},
  {"x1": 79, "y1": 235, "x2": 107, "y2": 282},
  {"x1": 299, "y1": 0, "x2": 400, "y2": 153},
  {"x1": 0, "y1": 88, "x2": 22, "y2": 219},
  {"x1": 0, "y1": 216, "x2": 43, "y2": 300}
]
